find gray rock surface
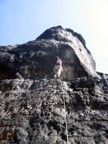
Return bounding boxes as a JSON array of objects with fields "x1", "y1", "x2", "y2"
[
  {"x1": 0, "y1": 77, "x2": 108, "y2": 144},
  {"x1": 0, "y1": 26, "x2": 100, "y2": 81},
  {"x1": 0, "y1": 26, "x2": 107, "y2": 144}
]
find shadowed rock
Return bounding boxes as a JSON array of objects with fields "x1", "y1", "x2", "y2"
[
  {"x1": 0, "y1": 26, "x2": 107, "y2": 144},
  {"x1": 0, "y1": 26, "x2": 100, "y2": 81}
]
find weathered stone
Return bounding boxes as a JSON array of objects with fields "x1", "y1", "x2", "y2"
[
  {"x1": 0, "y1": 26, "x2": 100, "y2": 81},
  {"x1": 0, "y1": 77, "x2": 107, "y2": 144},
  {"x1": 0, "y1": 26, "x2": 107, "y2": 144}
]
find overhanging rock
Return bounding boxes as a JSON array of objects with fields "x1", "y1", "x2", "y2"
[{"x1": 0, "y1": 26, "x2": 100, "y2": 80}]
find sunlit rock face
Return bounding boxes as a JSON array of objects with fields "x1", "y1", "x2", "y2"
[
  {"x1": 0, "y1": 26, "x2": 108, "y2": 144},
  {"x1": 0, "y1": 26, "x2": 99, "y2": 81}
]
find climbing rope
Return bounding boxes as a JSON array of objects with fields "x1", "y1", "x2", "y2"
[
  {"x1": 63, "y1": 95, "x2": 69, "y2": 144},
  {"x1": 54, "y1": 79, "x2": 69, "y2": 143},
  {"x1": 62, "y1": 84, "x2": 69, "y2": 144}
]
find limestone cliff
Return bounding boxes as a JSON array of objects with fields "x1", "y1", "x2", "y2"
[{"x1": 0, "y1": 26, "x2": 108, "y2": 144}]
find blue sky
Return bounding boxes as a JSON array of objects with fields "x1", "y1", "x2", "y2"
[{"x1": 0, "y1": 0, "x2": 108, "y2": 73}]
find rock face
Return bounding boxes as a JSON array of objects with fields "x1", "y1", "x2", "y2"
[
  {"x1": 0, "y1": 26, "x2": 99, "y2": 81},
  {"x1": 0, "y1": 77, "x2": 108, "y2": 144},
  {"x1": 0, "y1": 26, "x2": 108, "y2": 144}
]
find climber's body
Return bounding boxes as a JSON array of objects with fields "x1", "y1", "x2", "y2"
[{"x1": 54, "y1": 56, "x2": 63, "y2": 78}]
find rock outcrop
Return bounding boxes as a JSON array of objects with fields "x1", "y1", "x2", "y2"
[
  {"x1": 0, "y1": 77, "x2": 108, "y2": 144},
  {"x1": 0, "y1": 26, "x2": 99, "y2": 81},
  {"x1": 0, "y1": 26, "x2": 108, "y2": 144}
]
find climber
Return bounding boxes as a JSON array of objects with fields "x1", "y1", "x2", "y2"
[{"x1": 54, "y1": 56, "x2": 63, "y2": 79}]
